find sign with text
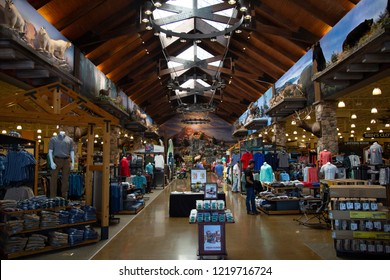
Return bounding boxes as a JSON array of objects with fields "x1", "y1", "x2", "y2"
[{"x1": 363, "y1": 132, "x2": 390, "y2": 138}]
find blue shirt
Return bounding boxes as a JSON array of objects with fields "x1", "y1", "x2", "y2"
[
  {"x1": 215, "y1": 164, "x2": 224, "y2": 176},
  {"x1": 146, "y1": 163, "x2": 154, "y2": 174}
]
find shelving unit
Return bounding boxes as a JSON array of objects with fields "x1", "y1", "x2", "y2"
[
  {"x1": 0, "y1": 206, "x2": 99, "y2": 259},
  {"x1": 328, "y1": 184, "x2": 390, "y2": 258}
]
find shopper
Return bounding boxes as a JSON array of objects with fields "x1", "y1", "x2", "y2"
[
  {"x1": 245, "y1": 159, "x2": 258, "y2": 215},
  {"x1": 214, "y1": 160, "x2": 224, "y2": 184},
  {"x1": 232, "y1": 160, "x2": 240, "y2": 193}
]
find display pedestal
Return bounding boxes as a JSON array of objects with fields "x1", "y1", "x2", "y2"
[{"x1": 196, "y1": 222, "x2": 227, "y2": 260}]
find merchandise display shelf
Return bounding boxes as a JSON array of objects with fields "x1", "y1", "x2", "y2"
[
  {"x1": 332, "y1": 230, "x2": 390, "y2": 240},
  {"x1": 1, "y1": 238, "x2": 99, "y2": 260},
  {"x1": 329, "y1": 210, "x2": 390, "y2": 220},
  {"x1": 2, "y1": 220, "x2": 97, "y2": 236}
]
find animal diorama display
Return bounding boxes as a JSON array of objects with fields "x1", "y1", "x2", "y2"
[
  {"x1": 342, "y1": 19, "x2": 373, "y2": 51},
  {"x1": 4, "y1": 0, "x2": 25, "y2": 33},
  {"x1": 99, "y1": 87, "x2": 111, "y2": 97},
  {"x1": 37, "y1": 26, "x2": 71, "y2": 60},
  {"x1": 312, "y1": 41, "x2": 326, "y2": 72}
]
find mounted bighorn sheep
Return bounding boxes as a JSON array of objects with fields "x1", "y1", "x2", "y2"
[
  {"x1": 293, "y1": 107, "x2": 322, "y2": 138},
  {"x1": 4, "y1": 0, "x2": 26, "y2": 33}
]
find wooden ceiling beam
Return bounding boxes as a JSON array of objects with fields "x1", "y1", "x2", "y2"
[
  {"x1": 27, "y1": 0, "x2": 52, "y2": 10},
  {"x1": 54, "y1": 0, "x2": 106, "y2": 31},
  {"x1": 289, "y1": 0, "x2": 338, "y2": 27},
  {"x1": 107, "y1": 40, "x2": 161, "y2": 82}
]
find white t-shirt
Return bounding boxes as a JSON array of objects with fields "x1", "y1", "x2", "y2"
[{"x1": 154, "y1": 154, "x2": 165, "y2": 169}]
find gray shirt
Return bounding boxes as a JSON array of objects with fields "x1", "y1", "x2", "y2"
[
  {"x1": 369, "y1": 143, "x2": 383, "y2": 165},
  {"x1": 48, "y1": 135, "x2": 74, "y2": 157}
]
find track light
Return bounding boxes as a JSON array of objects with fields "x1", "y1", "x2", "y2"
[{"x1": 372, "y1": 87, "x2": 382, "y2": 95}]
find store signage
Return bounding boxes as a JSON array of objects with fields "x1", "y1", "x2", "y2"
[
  {"x1": 363, "y1": 132, "x2": 390, "y2": 138},
  {"x1": 345, "y1": 141, "x2": 370, "y2": 145}
]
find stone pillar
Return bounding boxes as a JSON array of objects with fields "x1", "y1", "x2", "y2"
[
  {"x1": 272, "y1": 121, "x2": 286, "y2": 147},
  {"x1": 110, "y1": 126, "x2": 120, "y2": 164},
  {"x1": 315, "y1": 101, "x2": 338, "y2": 155}
]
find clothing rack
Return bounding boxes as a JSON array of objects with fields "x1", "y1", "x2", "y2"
[{"x1": 0, "y1": 134, "x2": 38, "y2": 195}]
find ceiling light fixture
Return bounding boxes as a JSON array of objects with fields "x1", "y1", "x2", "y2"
[
  {"x1": 338, "y1": 101, "x2": 345, "y2": 108},
  {"x1": 351, "y1": 130, "x2": 355, "y2": 134},
  {"x1": 16, "y1": 125, "x2": 22, "y2": 130},
  {"x1": 228, "y1": 0, "x2": 237, "y2": 4},
  {"x1": 379, "y1": 129, "x2": 383, "y2": 133},
  {"x1": 53, "y1": 132, "x2": 57, "y2": 136},
  {"x1": 37, "y1": 129, "x2": 42, "y2": 133},
  {"x1": 386, "y1": 124, "x2": 390, "y2": 127},
  {"x1": 291, "y1": 120, "x2": 296, "y2": 125},
  {"x1": 154, "y1": 1, "x2": 162, "y2": 7},
  {"x1": 351, "y1": 114, "x2": 357, "y2": 119},
  {"x1": 366, "y1": 127, "x2": 371, "y2": 131},
  {"x1": 293, "y1": 131, "x2": 297, "y2": 135},
  {"x1": 2, "y1": 130, "x2": 6, "y2": 134},
  {"x1": 351, "y1": 124, "x2": 356, "y2": 128},
  {"x1": 371, "y1": 107, "x2": 378, "y2": 113},
  {"x1": 372, "y1": 87, "x2": 382, "y2": 95},
  {"x1": 370, "y1": 119, "x2": 376, "y2": 124}
]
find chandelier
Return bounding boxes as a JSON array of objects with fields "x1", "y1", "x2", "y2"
[
  {"x1": 142, "y1": 0, "x2": 253, "y2": 40},
  {"x1": 176, "y1": 103, "x2": 215, "y2": 113},
  {"x1": 181, "y1": 117, "x2": 211, "y2": 124}
]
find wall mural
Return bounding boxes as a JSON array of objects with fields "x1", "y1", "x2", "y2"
[
  {"x1": 0, "y1": 0, "x2": 74, "y2": 72},
  {"x1": 159, "y1": 113, "x2": 235, "y2": 164},
  {"x1": 316, "y1": 0, "x2": 388, "y2": 96}
]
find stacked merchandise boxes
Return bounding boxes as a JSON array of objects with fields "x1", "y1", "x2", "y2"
[{"x1": 328, "y1": 182, "x2": 390, "y2": 257}]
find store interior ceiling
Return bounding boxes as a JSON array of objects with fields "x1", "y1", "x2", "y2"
[
  {"x1": 3, "y1": 0, "x2": 387, "y2": 142},
  {"x1": 0, "y1": 0, "x2": 360, "y2": 121}
]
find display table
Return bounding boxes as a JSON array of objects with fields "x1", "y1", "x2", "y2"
[{"x1": 169, "y1": 192, "x2": 226, "y2": 217}]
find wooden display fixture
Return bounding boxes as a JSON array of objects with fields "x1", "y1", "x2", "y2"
[
  {"x1": 265, "y1": 96, "x2": 307, "y2": 118},
  {"x1": 0, "y1": 82, "x2": 120, "y2": 240}
]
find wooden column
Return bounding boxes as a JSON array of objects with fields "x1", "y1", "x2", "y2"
[
  {"x1": 85, "y1": 123, "x2": 95, "y2": 206},
  {"x1": 101, "y1": 120, "x2": 111, "y2": 240},
  {"x1": 34, "y1": 141, "x2": 39, "y2": 195},
  {"x1": 53, "y1": 85, "x2": 61, "y2": 114}
]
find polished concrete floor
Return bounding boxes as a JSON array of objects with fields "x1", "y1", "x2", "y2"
[{"x1": 90, "y1": 174, "x2": 337, "y2": 260}]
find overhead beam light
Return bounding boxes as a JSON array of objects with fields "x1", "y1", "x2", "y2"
[
  {"x1": 338, "y1": 101, "x2": 345, "y2": 108},
  {"x1": 372, "y1": 87, "x2": 382, "y2": 95}
]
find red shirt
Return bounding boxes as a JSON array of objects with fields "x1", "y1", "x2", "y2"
[
  {"x1": 120, "y1": 157, "x2": 130, "y2": 177},
  {"x1": 319, "y1": 150, "x2": 332, "y2": 166},
  {"x1": 241, "y1": 152, "x2": 253, "y2": 169}
]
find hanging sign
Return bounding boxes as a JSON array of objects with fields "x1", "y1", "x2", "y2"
[{"x1": 363, "y1": 132, "x2": 390, "y2": 138}]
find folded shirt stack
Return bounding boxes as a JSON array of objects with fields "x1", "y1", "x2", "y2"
[
  {"x1": 40, "y1": 211, "x2": 60, "y2": 228},
  {"x1": 25, "y1": 234, "x2": 48, "y2": 251},
  {"x1": 23, "y1": 214, "x2": 40, "y2": 230},
  {"x1": 49, "y1": 231, "x2": 69, "y2": 247}
]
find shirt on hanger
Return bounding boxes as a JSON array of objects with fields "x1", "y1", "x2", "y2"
[
  {"x1": 154, "y1": 154, "x2": 165, "y2": 169},
  {"x1": 241, "y1": 152, "x2": 253, "y2": 170}
]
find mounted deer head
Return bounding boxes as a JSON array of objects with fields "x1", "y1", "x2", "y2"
[{"x1": 293, "y1": 107, "x2": 322, "y2": 138}]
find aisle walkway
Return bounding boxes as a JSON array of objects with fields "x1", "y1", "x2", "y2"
[{"x1": 92, "y1": 175, "x2": 337, "y2": 260}]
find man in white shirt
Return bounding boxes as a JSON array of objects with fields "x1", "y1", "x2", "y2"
[{"x1": 232, "y1": 160, "x2": 241, "y2": 193}]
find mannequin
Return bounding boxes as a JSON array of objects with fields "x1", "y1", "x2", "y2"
[
  {"x1": 319, "y1": 149, "x2": 332, "y2": 166},
  {"x1": 48, "y1": 130, "x2": 75, "y2": 198},
  {"x1": 146, "y1": 162, "x2": 154, "y2": 175},
  {"x1": 369, "y1": 142, "x2": 383, "y2": 165},
  {"x1": 120, "y1": 156, "x2": 130, "y2": 177},
  {"x1": 319, "y1": 161, "x2": 337, "y2": 180},
  {"x1": 259, "y1": 162, "x2": 274, "y2": 183}
]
